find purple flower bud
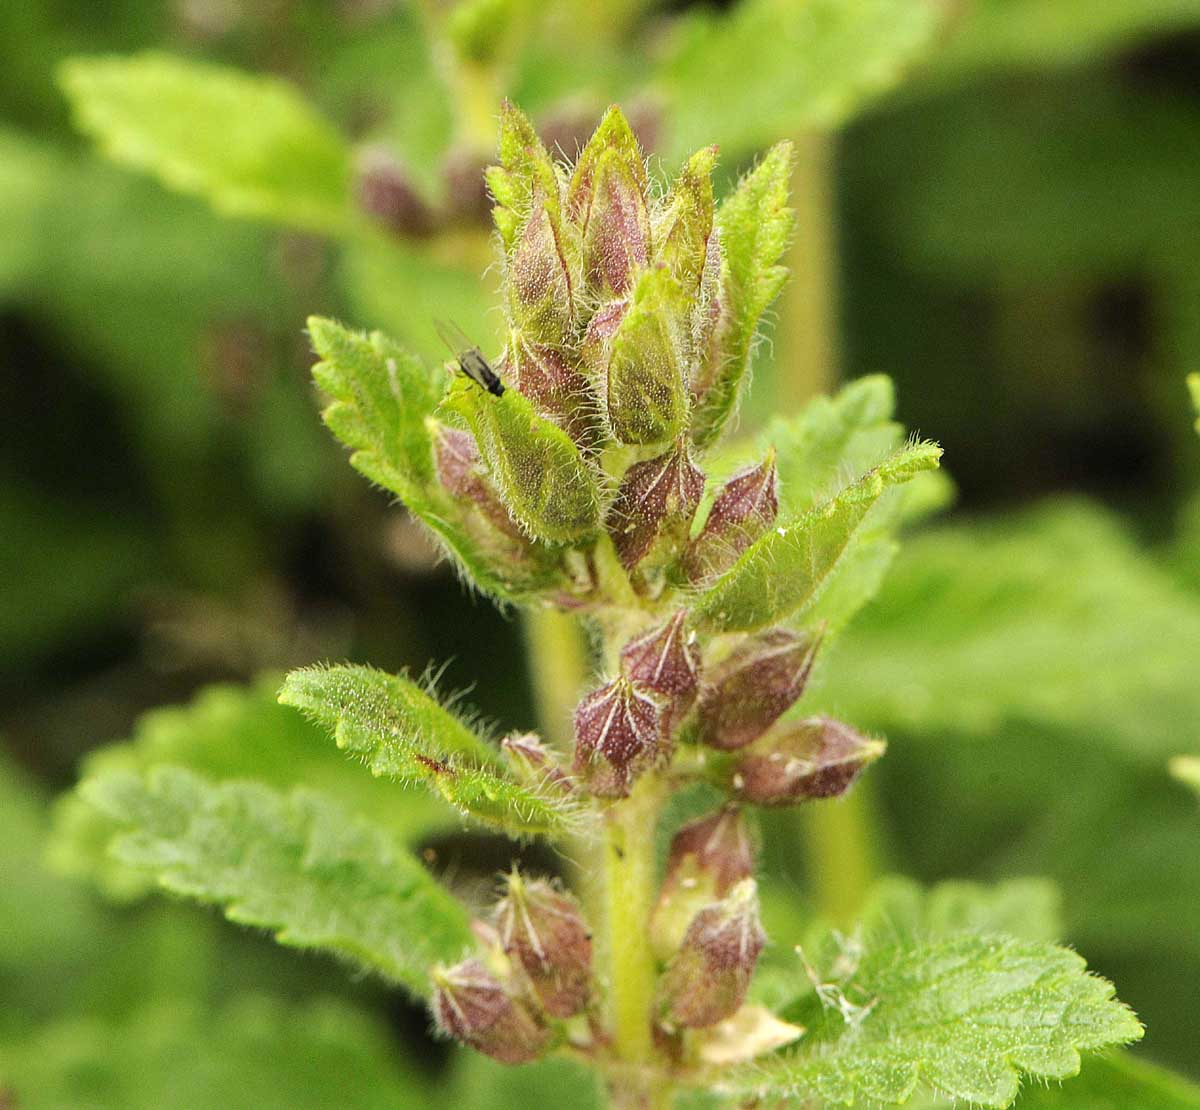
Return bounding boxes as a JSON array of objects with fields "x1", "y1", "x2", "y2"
[
  {"x1": 493, "y1": 872, "x2": 593, "y2": 1018},
  {"x1": 508, "y1": 193, "x2": 574, "y2": 346},
  {"x1": 607, "y1": 441, "x2": 704, "y2": 571},
  {"x1": 657, "y1": 879, "x2": 765, "y2": 1030},
  {"x1": 501, "y1": 731, "x2": 572, "y2": 793},
  {"x1": 568, "y1": 108, "x2": 650, "y2": 299},
  {"x1": 433, "y1": 423, "x2": 522, "y2": 538},
  {"x1": 619, "y1": 610, "x2": 700, "y2": 732},
  {"x1": 506, "y1": 334, "x2": 597, "y2": 450},
  {"x1": 694, "y1": 629, "x2": 820, "y2": 751},
  {"x1": 573, "y1": 676, "x2": 666, "y2": 797},
  {"x1": 651, "y1": 807, "x2": 753, "y2": 960},
  {"x1": 431, "y1": 958, "x2": 550, "y2": 1064},
  {"x1": 734, "y1": 716, "x2": 886, "y2": 806},
  {"x1": 354, "y1": 145, "x2": 434, "y2": 238},
  {"x1": 684, "y1": 452, "x2": 779, "y2": 582}
]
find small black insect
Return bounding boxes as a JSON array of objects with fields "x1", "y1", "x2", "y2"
[{"x1": 435, "y1": 319, "x2": 505, "y2": 397}]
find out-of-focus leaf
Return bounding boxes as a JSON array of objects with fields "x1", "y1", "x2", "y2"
[
  {"x1": 0, "y1": 127, "x2": 58, "y2": 297},
  {"x1": 0, "y1": 996, "x2": 429, "y2": 1110},
  {"x1": 1171, "y1": 755, "x2": 1200, "y2": 796},
  {"x1": 868, "y1": 79, "x2": 1200, "y2": 281},
  {"x1": 450, "y1": 1052, "x2": 604, "y2": 1110},
  {"x1": 83, "y1": 767, "x2": 475, "y2": 996},
  {"x1": 661, "y1": 0, "x2": 950, "y2": 160},
  {"x1": 818, "y1": 500, "x2": 1200, "y2": 763},
  {"x1": 59, "y1": 52, "x2": 352, "y2": 232},
  {"x1": 933, "y1": 0, "x2": 1200, "y2": 80},
  {"x1": 48, "y1": 676, "x2": 457, "y2": 901},
  {"x1": 737, "y1": 930, "x2": 1140, "y2": 1107},
  {"x1": 1189, "y1": 372, "x2": 1200, "y2": 433},
  {"x1": 281, "y1": 664, "x2": 574, "y2": 838}
]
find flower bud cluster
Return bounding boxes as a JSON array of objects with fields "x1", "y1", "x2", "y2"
[{"x1": 431, "y1": 870, "x2": 593, "y2": 1064}]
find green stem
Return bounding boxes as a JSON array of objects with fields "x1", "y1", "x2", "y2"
[
  {"x1": 778, "y1": 130, "x2": 880, "y2": 923},
  {"x1": 598, "y1": 773, "x2": 670, "y2": 1106}
]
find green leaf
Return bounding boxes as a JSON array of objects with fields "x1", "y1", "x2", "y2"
[
  {"x1": 308, "y1": 316, "x2": 557, "y2": 601},
  {"x1": 442, "y1": 377, "x2": 602, "y2": 545},
  {"x1": 818, "y1": 501, "x2": 1200, "y2": 763},
  {"x1": 1189, "y1": 372, "x2": 1200, "y2": 434},
  {"x1": 856, "y1": 876, "x2": 1064, "y2": 947},
  {"x1": 47, "y1": 675, "x2": 456, "y2": 901},
  {"x1": 59, "y1": 52, "x2": 351, "y2": 232},
  {"x1": 691, "y1": 141, "x2": 795, "y2": 448},
  {"x1": 663, "y1": 0, "x2": 950, "y2": 159},
  {"x1": 0, "y1": 995, "x2": 430, "y2": 1110},
  {"x1": 82, "y1": 767, "x2": 475, "y2": 996},
  {"x1": 693, "y1": 440, "x2": 942, "y2": 633},
  {"x1": 765, "y1": 374, "x2": 901, "y2": 515},
  {"x1": 308, "y1": 315, "x2": 442, "y2": 502},
  {"x1": 280, "y1": 664, "x2": 572, "y2": 838},
  {"x1": 1004, "y1": 1053, "x2": 1200, "y2": 1109},
  {"x1": 741, "y1": 932, "x2": 1141, "y2": 1107}
]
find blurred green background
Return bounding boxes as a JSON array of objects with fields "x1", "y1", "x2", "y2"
[{"x1": 3, "y1": 0, "x2": 1199, "y2": 1104}]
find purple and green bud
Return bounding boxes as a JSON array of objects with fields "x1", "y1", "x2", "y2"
[
  {"x1": 506, "y1": 332, "x2": 597, "y2": 450},
  {"x1": 573, "y1": 675, "x2": 666, "y2": 797},
  {"x1": 431, "y1": 958, "x2": 550, "y2": 1064},
  {"x1": 354, "y1": 145, "x2": 434, "y2": 238},
  {"x1": 734, "y1": 716, "x2": 886, "y2": 806},
  {"x1": 619, "y1": 609, "x2": 700, "y2": 732},
  {"x1": 695, "y1": 629, "x2": 820, "y2": 751},
  {"x1": 487, "y1": 101, "x2": 559, "y2": 252},
  {"x1": 653, "y1": 145, "x2": 717, "y2": 297},
  {"x1": 568, "y1": 106, "x2": 650, "y2": 300},
  {"x1": 657, "y1": 879, "x2": 766, "y2": 1030},
  {"x1": 650, "y1": 807, "x2": 753, "y2": 960},
  {"x1": 493, "y1": 872, "x2": 593, "y2": 1018},
  {"x1": 507, "y1": 192, "x2": 574, "y2": 347},
  {"x1": 685, "y1": 451, "x2": 779, "y2": 582},
  {"x1": 602, "y1": 267, "x2": 691, "y2": 445},
  {"x1": 607, "y1": 440, "x2": 704, "y2": 572}
]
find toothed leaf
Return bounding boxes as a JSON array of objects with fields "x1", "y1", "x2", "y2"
[
  {"x1": 81, "y1": 767, "x2": 475, "y2": 997},
  {"x1": 280, "y1": 664, "x2": 570, "y2": 837}
]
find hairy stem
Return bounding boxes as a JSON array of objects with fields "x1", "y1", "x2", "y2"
[{"x1": 598, "y1": 773, "x2": 670, "y2": 1106}]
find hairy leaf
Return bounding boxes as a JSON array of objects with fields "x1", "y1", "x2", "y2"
[
  {"x1": 280, "y1": 664, "x2": 572, "y2": 837},
  {"x1": 59, "y1": 52, "x2": 351, "y2": 232},
  {"x1": 739, "y1": 933, "x2": 1141, "y2": 1106},
  {"x1": 0, "y1": 996, "x2": 429, "y2": 1110},
  {"x1": 692, "y1": 141, "x2": 795, "y2": 447},
  {"x1": 47, "y1": 675, "x2": 455, "y2": 900},
  {"x1": 83, "y1": 767, "x2": 475, "y2": 995},
  {"x1": 663, "y1": 0, "x2": 950, "y2": 159},
  {"x1": 442, "y1": 377, "x2": 602, "y2": 544},
  {"x1": 693, "y1": 441, "x2": 941, "y2": 632},
  {"x1": 999, "y1": 1053, "x2": 1200, "y2": 1109}
]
